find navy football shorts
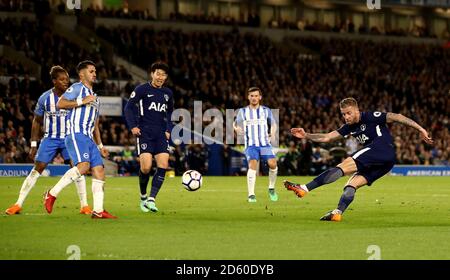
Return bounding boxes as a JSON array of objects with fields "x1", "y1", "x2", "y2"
[
  {"x1": 136, "y1": 135, "x2": 170, "y2": 156},
  {"x1": 351, "y1": 142, "x2": 396, "y2": 186}
]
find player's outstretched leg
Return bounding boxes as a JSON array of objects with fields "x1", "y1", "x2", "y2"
[
  {"x1": 5, "y1": 168, "x2": 41, "y2": 215},
  {"x1": 44, "y1": 166, "x2": 82, "y2": 213},
  {"x1": 321, "y1": 186, "x2": 356, "y2": 222},
  {"x1": 284, "y1": 164, "x2": 348, "y2": 199}
]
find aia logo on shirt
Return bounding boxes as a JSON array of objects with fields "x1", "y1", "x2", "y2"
[{"x1": 148, "y1": 102, "x2": 167, "y2": 112}]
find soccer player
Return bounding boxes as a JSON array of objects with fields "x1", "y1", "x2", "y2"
[
  {"x1": 5, "y1": 66, "x2": 91, "y2": 215},
  {"x1": 43, "y1": 60, "x2": 117, "y2": 219},
  {"x1": 124, "y1": 62, "x2": 174, "y2": 213},
  {"x1": 234, "y1": 87, "x2": 279, "y2": 203},
  {"x1": 284, "y1": 97, "x2": 433, "y2": 221}
]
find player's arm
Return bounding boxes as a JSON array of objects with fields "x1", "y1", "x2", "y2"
[
  {"x1": 291, "y1": 128, "x2": 342, "y2": 143},
  {"x1": 57, "y1": 85, "x2": 96, "y2": 109},
  {"x1": 57, "y1": 95, "x2": 96, "y2": 109},
  {"x1": 29, "y1": 94, "x2": 46, "y2": 160},
  {"x1": 93, "y1": 118, "x2": 109, "y2": 158},
  {"x1": 386, "y1": 112, "x2": 433, "y2": 144},
  {"x1": 124, "y1": 90, "x2": 142, "y2": 136},
  {"x1": 28, "y1": 115, "x2": 43, "y2": 160}
]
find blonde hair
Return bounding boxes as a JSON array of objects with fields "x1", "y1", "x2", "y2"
[{"x1": 339, "y1": 97, "x2": 358, "y2": 109}]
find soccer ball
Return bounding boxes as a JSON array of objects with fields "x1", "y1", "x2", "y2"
[{"x1": 182, "y1": 170, "x2": 202, "y2": 191}]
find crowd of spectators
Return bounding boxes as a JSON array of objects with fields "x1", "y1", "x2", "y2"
[
  {"x1": 269, "y1": 18, "x2": 442, "y2": 39},
  {"x1": 0, "y1": 0, "x2": 33, "y2": 12},
  {"x1": 0, "y1": 17, "x2": 129, "y2": 82},
  {"x1": 77, "y1": 3, "x2": 445, "y2": 39}
]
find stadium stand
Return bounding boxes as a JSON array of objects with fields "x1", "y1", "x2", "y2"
[{"x1": 0, "y1": 0, "x2": 448, "y2": 176}]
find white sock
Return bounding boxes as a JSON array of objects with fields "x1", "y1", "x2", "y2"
[
  {"x1": 301, "y1": 184, "x2": 309, "y2": 192},
  {"x1": 268, "y1": 167, "x2": 278, "y2": 189},
  {"x1": 247, "y1": 169, "x2": 257, "y2": 197},
  {"x1": 92, "y1": 179, "x2": 105, "y2": 213},
  {"x1": 74, "y1": 176, "x2": 88, "y2": 207},
  {"x1": 16, "y1": 169, "x2": 41, "y2": 207},
  {"x1": 49, "y1": 167, "x2": 81, "y2": 197}
]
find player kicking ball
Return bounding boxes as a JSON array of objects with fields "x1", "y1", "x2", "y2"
[
  {"x1": 124, "y1": 62, "x2": 174, "y2": 213},
  {"x1": 5, "y1": 66, "x2": 91, "y2": 215},
  {"x1": 234, "y1": 87, "x2": 279, "y2": 203},
  {"x1": 284, "y1": 97, "x2": 433, "y2": 221},
  {"x1": 44, "y1": 60, "x2": 116, "y2": 219}
]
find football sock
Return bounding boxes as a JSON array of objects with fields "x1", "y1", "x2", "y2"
[
  {"x1": 337, "y1": 186, "x2": 356, "y2": 213},
  {"x1": 16, "y1": 168, "x2": 40, "y2": 207},
  {"x1": 305, "y1": 167, "x2": 344, "y2": 191},
  {"x1": 50, "y1": 167, "x2": 82, "y2": 197},
  {"x1": 247, "y1": 169, "x2": 257, "y2": 196},
  {"x1": 268, "y1": 167, "x2": 278, "y2": 189},
  {"x1": 139, "y1": 169, "x2": 151, "y2": 196},
  {"x1": 74, "y1": 176, "x2": 88, "y2": 207},
  {"x1": 92, "y1": 179, "x2": 105, "y2": 213},
  {"x1": 150, "y1": 168, "x2": 166, "y2": 199}
]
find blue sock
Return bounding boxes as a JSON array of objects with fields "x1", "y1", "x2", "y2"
[
  {"x1": 306, "y1": 167, "x2": 344, "y2": 191},
  {"x1": 150, "y1": 168, "x2": 167, "y2": 199},
  {"x1": 337, "y1": 186, "x2": 356, "y2": 213}
]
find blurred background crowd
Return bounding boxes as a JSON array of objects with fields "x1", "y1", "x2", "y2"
[{"x1": 0, "y1": 0, "x2": 448, "y2": 176}]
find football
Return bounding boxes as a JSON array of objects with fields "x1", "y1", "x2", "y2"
[{"x1": 182, "y1": 170, "x2": 202, "y2": 191}]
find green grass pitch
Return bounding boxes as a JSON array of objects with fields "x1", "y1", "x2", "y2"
[{"x1": 1, "y1": 176, "x2": 449, "y2": 260}]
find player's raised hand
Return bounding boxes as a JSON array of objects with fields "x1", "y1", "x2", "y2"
[
  {"x1": 165, "y1": 131, "x2": 170, "y2": 140},
  {"x1": 82, "y1": 95, "x2": 96, "y2": 105},
  {"x1": 291, "y1": 128, "x2": 307, "y2": 139},
  {"x1": 131, "y1": 127, "x2": 141, "y2": 136},
  {"x1": 419, "y1": 129, "x2": 433, "y2": 144}
]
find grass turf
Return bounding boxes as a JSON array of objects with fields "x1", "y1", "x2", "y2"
[{"x1": 0, "y1": 176, "x2": 449, "y2": 260}]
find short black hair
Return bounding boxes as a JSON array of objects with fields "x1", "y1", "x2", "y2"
[
  {"x1": 49, "y1": 65, "x2": 67, "y2": 80},
  {"x1": 247, "y1": 87, "x2": 262, "y2": 95},
  {"x1": 76, "y1": 60, "x2": 96, "y2": 73},
  {"x1": 150, "y1": 61, "x2": 169, "y2": 74}
]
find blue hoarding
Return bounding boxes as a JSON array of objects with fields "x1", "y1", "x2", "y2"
[
  {"x1": 390, "y1": 165, "x2": 450, "y2": 176},
  {"x1": 0, "y1": 164, "x2": 70, "y2": 177}
]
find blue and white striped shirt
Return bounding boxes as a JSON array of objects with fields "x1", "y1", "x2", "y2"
[
  {"x1": 63, "y1": 82, "x2": 99, "y2": 139},
  {"x1": 34, "y1": 89, "x2": 68, "y2": 139},
  {"x1": 236, "y1": 105, "x2": 275, "y2": 147}
]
